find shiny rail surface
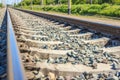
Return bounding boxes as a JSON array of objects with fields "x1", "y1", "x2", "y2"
[{"x1": 7, "y1": 9, "x2": 26, "y2": 80}]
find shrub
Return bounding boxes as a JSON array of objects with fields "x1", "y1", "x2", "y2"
[
  {"x1": 21, "y1": 4, "x2": 120, "y2": 17},
  {"x1": 87, "y1": 5, "x2": 102, "y2": 14},
  {"x1": 101, "y1": 3, "x2": 110, "y2": 9},
  {"x1": 99, "y1": 5, "x2": 120, "y2": 16}
]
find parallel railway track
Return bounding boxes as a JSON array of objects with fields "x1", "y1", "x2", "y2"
[
  {"x1": 0, "y1": 7, "x2": 120, "y2": 80},
  {"x1": 9, "y1": 8, "x2": 120, "y2": 80},
  {"x1": 15, "y1": 8, "x2": 120, "y2": 40}
]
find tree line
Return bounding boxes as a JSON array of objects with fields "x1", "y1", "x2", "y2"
[{"x1": 18, "y1": 0, "x2": 120, "y2": 6}]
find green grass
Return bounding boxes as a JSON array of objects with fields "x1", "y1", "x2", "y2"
[
  {"x1": 0, "y1": 3, "x2": 2, "y2": 8},
  {"x1": 19, "y1": 4, "x2": 120, "y2": 17}
]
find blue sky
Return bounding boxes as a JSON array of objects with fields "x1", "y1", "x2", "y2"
[{"x1": 0, "y1": 0, "x2": 21, "y2": 4}]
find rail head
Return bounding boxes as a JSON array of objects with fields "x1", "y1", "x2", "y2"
[{"x1": 7, "y1": 9, "x2": 26, "y2": 80}]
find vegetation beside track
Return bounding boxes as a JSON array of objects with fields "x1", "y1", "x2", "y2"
[
  {"x1": 0, "y1": 3, "x2": 2, "y2": 8},
  {"x1": 17, "y1": 0, "x2": 120, "y2": 5},
  {"x1": 17, "y1": 4, "x2": 120, "y2": 17},
  {"x1": 15, "y1": 0, "x2": 120, "y2": 17}
]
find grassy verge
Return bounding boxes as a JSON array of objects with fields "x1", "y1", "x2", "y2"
[
  {"x1": 19, "y1": 4, "x2": 120, "y2": 17},
  {"x1": 0, "y1": 3, "x2": 3, "y2": 8}
]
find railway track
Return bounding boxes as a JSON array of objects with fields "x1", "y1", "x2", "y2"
[
  {"x1": 0, "y1": 7, "x2": 120, "y2": 80},
  {"x1": 0, "y1": 8, "x2": 25, "y2": 80},
  {"x1": 8, "y1": 8, "x2": 120, "y2": 80},
  {"x1": 15, "y1": 8, "x2": 120, "y2": 40}
]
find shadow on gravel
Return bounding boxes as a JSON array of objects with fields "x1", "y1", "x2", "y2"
[{"x1": 0, "y1": 10, "x2": 7, "y2": 80}]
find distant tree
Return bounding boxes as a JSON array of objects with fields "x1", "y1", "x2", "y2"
[
  {"x1": 72, "y1": 0, "x2": 87, "y2": 4},
  {"x1": 92, "y1": 0, "x2": 99, "y2": 4},
  {"x1": 102, "y1": 0, "x2": 112, "y2": 4},
  {"x1": 60, "y1": 0, "x2": 68, "y2": 4},
  {"x1": 17, "y1": 0, "x2": 120, "y2": 7},
  {"x1": 112, "y1": 0, "x2": 120, "y2": 4},
  {"x1": 98, "y1": 0, "x2": 103, "y2": 4},
  {"x1": 22, "y1": 0, "x2": 31, "y2": 5},
  {"x1": 33, "y1": 0, "x2": 40, "y2": 5},
  {"x1": 46, "y1": 0, "x2": 54, "y2": 5},
  {"x1": 54, "y1": 0, "x2": 59, "y2": 4}
]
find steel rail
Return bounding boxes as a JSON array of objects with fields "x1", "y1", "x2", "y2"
[
  {"x1": 7, "y1": 9, "x2": 26, "y2": 80},
  {"x1": 15, "y1": 8, "x2": 120, "y2": 39}
]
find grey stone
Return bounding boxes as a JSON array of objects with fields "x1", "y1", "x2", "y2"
[
  {"x1": 34, "y1": 72, "x2": 44, "y2": 79},
  {"x1": 0, "y1": 66, "x2": 5, "y2": 75},
  {"x1": 57, "y1": 76, "x2": 65, "y2": 80},
  {"x1": 67, "y1": 57, "x2": 75, "y2": 62}
]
